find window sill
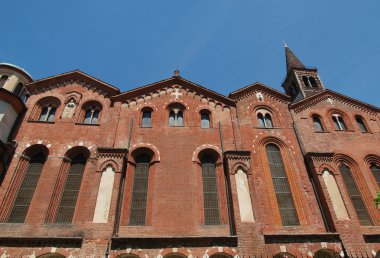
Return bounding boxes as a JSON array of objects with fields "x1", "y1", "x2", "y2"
[
  {"x1": 140, "y1": 126, "x2": 153, "y2": 128},
  {"x1": 75, "y1": 122, "x2": 100, "y2": 126},
  {"x1": 315, "y1": 131, "x2": 330, "y2": 133},
  {"x1": 27, "y1": 120, "x2": 55, "y2": 124},
  {"x1": 334, "y1": 129, "x2": 355, "y2": 132},
  {"x1": 252, "y1": 126, "x2": 281, "y2": 129}
]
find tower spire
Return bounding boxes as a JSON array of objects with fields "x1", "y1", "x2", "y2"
[{"x1": 285, "y1": 44, "x2": 305, "y2": 72}]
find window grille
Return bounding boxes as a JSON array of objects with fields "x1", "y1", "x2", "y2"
[
  {"x1": 266, "y1": 144, "x2": 299, "y2": 226},
  {"x1": 129, "y1": 154, "x2": 150, "y2": 225},
  {"x1": 55, "y1": 154, "x2": 87, "y2": 223},
  {"x1": 201, "y1": 155, "x2": 220, "y2": 225},
  {"x1": 8, "y1": 152, "x2": 46, "y2": 223},
  {"x1": 355, "y1": 117, "x2": 368, "y2": 132},
  {"x1": 370, "y1": 164, "x2": 380, "y2": 188},
  {"x1": 339, "y1": 163, "x2": 372, "y2": 225},
  {"x1": 313, "y1": 116, "x2": 324, "y2": 132}
]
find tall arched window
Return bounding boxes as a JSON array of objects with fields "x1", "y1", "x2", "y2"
[
  {"x1": 200, "y1": 110, "x2": 211, "y2": 128},
  {"x1": 355, "y1": 116, "x2": 368, "y2": 132},
  {"x1": 129, "y1": 154, "x2": 151, "y2": 225},
  {"x1": 141, "y1": 109, "x2": 152, "y2": 127},
  {"x1": 313, "y1": 115, "x2": 324, "y2": 132},
  {"x1": 0, "y1": 75, "x2": 8, "y2": 88},
  {"x1": 266, "y1": 144, "x2": 299, "y2": 226},
  {"x1": 8, "y1": 152, "x2": 47, "y2": 223},
  {"x1": 168, "y1": 104, "x2": 184, "y2": 127},
  {"x1": 332, "y1": 114, "x2": 347, "y2": 131},
  {"x1": 55, "y1": 154, "x2": 87, "y2": 223},
  {"x1": 39, "y1": 105, "x2": 57, "y2": 122},
  {"x1": 370, "y1": 164, "x2": 380, "y2": 188},
  {"x1": 339, "y1": 163, "x2": 372, "y2": 225},
  {"x1": 201, "y1": 155, "x2": 220, "y2": 225}
]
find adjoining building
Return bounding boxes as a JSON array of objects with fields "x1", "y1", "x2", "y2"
[{"x1": 0, "y1": 47, "x2": 378, "y2": 257}]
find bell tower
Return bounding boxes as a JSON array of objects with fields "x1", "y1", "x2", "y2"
[{"x1": 281, "y1": 44, "x2": 325, "y2": 102}]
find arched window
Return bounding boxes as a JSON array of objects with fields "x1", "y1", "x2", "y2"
[
  {"x1": 332, "y1": 114, "x2": 347, "y2": 131},
  {"x1": 129, "y1": 154, "x2": 151, "y2": 225},
  {"x1": 13, "y1": 82, "x2": 24, "y2": 96},
  {"x1": 370, "y1": 164, "x2": 380, "y2": 188},
  {"x1": 81, "y1": 102, "x2": 102, "y2": 124},
  {"x1": 39, "y1": 105, "x2": 57, "y2": 122},
  {"x1": 141, "y1": 109, "x2": 152, "y2": 127},
  {"x1": 355, "y1": 116, "x2": 368, "y2": 132},
  {"x1": 55, "y1": 154, "x2": 87, "y2": 223},
  {"x1": 8, "y1": 152, "x2": 47, "y2": 223},
  {"x1": 265, "y1": 144, "x2": 299, "y2": 226},
  {"x1": 168, "y1": 104, "x2": 184, "y2": 127},
  {"x1": 201, "y1": 155, "x2": 220, "y2": 225},
  {"x1": 200, "y1": 110, "x2": 211, "y2": 128},
  {"x1": 339, "y1": 163, "x2": 372, "y2": 225},
  {"x1": 257, "y1": 109, "x2": 274, "y2": 128},
  {"x1": 309, "y1": 76, "x2": 318, "y2": 87},
  {"x1": 302, "y1": 76, "x2": 310, "y2": 87},
  {"x1": 0, "y1": 75, "x2": 8, "y2": 88},
  {"x1": 313, "y1": 115, "x2": 324, "y2": 132}
]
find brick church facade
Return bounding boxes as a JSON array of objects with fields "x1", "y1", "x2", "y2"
[{"x1": 0, "y1": 46, "x2": 379, "y2": 257}]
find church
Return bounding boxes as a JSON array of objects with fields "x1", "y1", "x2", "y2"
[{"x1": 0, "y1": 46, "x2": 379, "y2": 257}]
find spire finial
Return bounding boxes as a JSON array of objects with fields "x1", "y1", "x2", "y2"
[
  {"x1": 283, "y1": 40, "x2": 288, "y2": 48},
  {"x1": 173, "y1": 69, "x2": 180, "y2": 77}
]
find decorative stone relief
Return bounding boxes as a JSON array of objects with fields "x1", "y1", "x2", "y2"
[{"x1": 62, "y1": 99, "x2": 77, "y2": 118}]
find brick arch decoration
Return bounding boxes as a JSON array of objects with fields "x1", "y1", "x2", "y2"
[
  {"x1": 34, "y1": 248, "x2": 72, "y2": 257},
  {"x1": 136, "y1": 103, "x2": 158, "y2": 112},
  {"x1": 29, "y1": 95, "x2": 62, "y2": 120},
  {"x1": 231, "y1": 162, "x2": 250, "y2": 175},
  {"x1": 163, "y1": 99, "x2": 190, "y2": 110},
  {"x1": 311, "y1": 248, "x2": 341, "y2": 258},
  {"x1": 129, "y1": 143, "x2": 161, "y2": 164},
  {"x1": 251, "y1": 131, "x2": 297, "y2": 156},
  {"x1": 333, "y1": 153, "x2": 380, "y2": 225},
  {"x1": 62, "y1": 141, "x2": 97, "y2": 158},
  {"x1": 206, "y1": 247, "x2": 237, "y2": 257},
  {"x1": 195, "y1": 104, "x2": 216, "y2": 114},
  {"x1": 192, "y1": 144, "x2": 223, "y2": 165},
  {"x1": 364, "y1": 154, "x2": 380, "y2": 167},
  {"x1": 161, "y1": 249, "x2": 189, "y2": 258},
  {"x1": 111, "y1": 250, "x2": 143, "y2": 258},
  {"x1": 267, "y1": 245, "x2": 300, "y2": 257},
  {"x1": 318, "y1": 163, "x2": 337, "y2": 175},
  {"x1": 98, "y1": 159, "x2": 120, "y2": 172}
]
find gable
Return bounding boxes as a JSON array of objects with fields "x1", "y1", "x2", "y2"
[
  {"x1": 229, "y1": 82, "x2": 291, "y2": 105},
  {"x1": 26, "y1": 70, "x2": 120, "y2": 97},
  {"x1": 111, "y1": 76, "x2": 236, "y2": 107},
  {"x1": 290, "y1": 89, "x2": 379, "y2": 115}
]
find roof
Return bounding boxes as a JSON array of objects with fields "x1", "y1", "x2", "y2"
[
  {"x1": 26, "y1": 70, "x2": 120, "y2": 95},
  {"x1": 229, "y1": 81, "x2": 291, "y2": 102},
  {"x1": 285, "y1": 46, "x2": 305, "y2": 72},
  {"x1": 0, "y1": 63, "x2": 33, "y2": 81},
  {"x1": 111, "y1": 75, "x2": 236, "y2": 106}
]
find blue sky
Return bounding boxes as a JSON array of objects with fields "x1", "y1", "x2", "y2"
[{"x1": 2, "y1": 1, "x2": 379, "y2": 106}]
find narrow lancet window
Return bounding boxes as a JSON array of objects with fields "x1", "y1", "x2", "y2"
[{"x1": 201, "y1": 155, "x2": 220, "y2": 225}]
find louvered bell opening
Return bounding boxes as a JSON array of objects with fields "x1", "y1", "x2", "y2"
[
  {"x1": 266, "y1": 144, "x2": 299, "y2": 226},
  {"x1": 339, "y1": 164, "x2": 373, "y2": 226},
  {"x1": 202, "y1": 156, "x2": 220, "y2": 225},
  {"x1": 129, "y1": 157, "x2": 150, "y2": 225},
  {"x1": 56, "y1": 156, "x2": 86, "y2": 223},
  {"x1": 8, "y1": 153, "x2": 46, "y2": 223}
]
